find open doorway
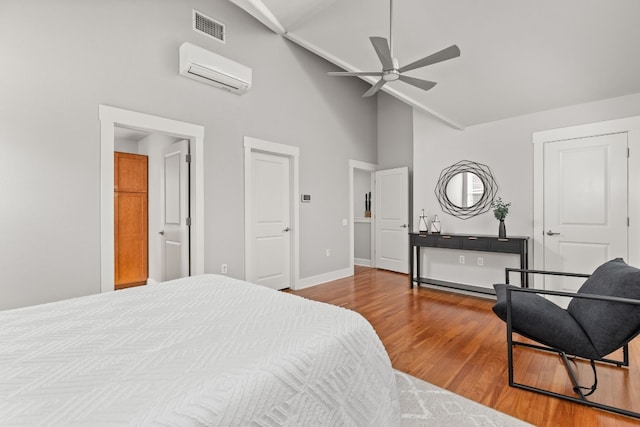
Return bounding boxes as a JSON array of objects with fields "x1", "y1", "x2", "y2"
[
  {"x1": 114, "y1": 128, "x2": 191, "y2": 287},
  {"x1": 349, "y1": 160, "x2": 377, "y2": 273},
  {"x1": 99, "y1": 105, "x2": 205, "y2": 293},
  {"x1": 349, "y1": 161, "x2": 410, "y2": 275}
]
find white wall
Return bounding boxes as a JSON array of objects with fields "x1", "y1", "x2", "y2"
[
  {"x1": 413, "y1": 92, "x2": 640, "y2": 289},
  {"x1": 0, "y1": 0, "x2": 377, "y2": 309},
  {"x1": 114, "y1": 138, "x2": 139, "y2": 154}
]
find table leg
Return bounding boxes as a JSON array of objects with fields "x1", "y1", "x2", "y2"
[
  {"x1": 520, "y1": 243, "x2": 529, "y2": 288},
  {"x1": 409, "y1": 243, "x2": 414, "y2": 288},
  {"x1": 414, "y1": 246, "x2": 420, "y2": 289}
]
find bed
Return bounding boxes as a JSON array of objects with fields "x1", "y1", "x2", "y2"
[{"x1": 0, "y1": 274, "x2": 399, "y2": 426}]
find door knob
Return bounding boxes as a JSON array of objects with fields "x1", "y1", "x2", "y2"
[
  {"x1": 159, "y1": 230, "x2": 165, "y2": 235},
  {"x1": 400, "y1": 224, "x2": 408, "y2": 228},
  {"x1": 546, "y1": 230, "x2": 560, "y2": 236},
  {"x1": 283, "y1": 227, "x2": 290, "y2": 232}
]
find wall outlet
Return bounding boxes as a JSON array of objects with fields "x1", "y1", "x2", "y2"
[
  {"x1": 326, "y1": 249, "x2": 331, "y2": 257},
  {"x1": 342, "y1": 218, "x2": 348, "y2": 226},
  {"x1": 459, "y1": 255, "x2": 465, "y2": 264},
  {"x1": 477, "y1": 257, "x2": 484, "y2": 266},
  {"x1": 221, "y1": 264, "x2": 228, "y2": 274}
]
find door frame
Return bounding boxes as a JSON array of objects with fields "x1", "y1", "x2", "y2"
[
  {"x1": 244, "y1": 136, "x2": 300, "y2": 289},
  {"x1": 532, "y1": 115, "x2": 640, "y2": 289},
  {"x1": 349, "y1": 160, "x2": 377, "y2": 273},
  {"x1": 99, "y1": 105, "x2": 205, "y2": 293}
]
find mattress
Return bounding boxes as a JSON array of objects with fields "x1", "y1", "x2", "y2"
[{"x1": 0, "y1": 274, "x2": 399, "y2": 426}]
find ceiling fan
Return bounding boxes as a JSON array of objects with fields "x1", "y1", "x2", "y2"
[{"x1": 328, "y1": 0, "x2": 461, "y2": 97}]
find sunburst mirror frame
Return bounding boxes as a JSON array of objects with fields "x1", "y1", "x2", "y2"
[{"x1": 435, "y1": 160, "x2": 498, "y2": 220}]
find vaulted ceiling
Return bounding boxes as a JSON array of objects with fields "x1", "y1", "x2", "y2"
[{"x1": 230, "y1": 0, "x2": 640, "y2": 129}]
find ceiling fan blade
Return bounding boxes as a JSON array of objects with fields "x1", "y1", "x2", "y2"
[
  {"x1": 370, "y1": 37, "x2": 394, "y2": 70},
  {"x1": 327, "y1": 71, "x2": 384, "y2": 77},
  {"x1": 398, "y1": 45, "x2": 461, "y2": 73},
  {"x1": 362, "y1": 78, "x2": 387, "y2": 97},
  {"x1": 398, "y1": 75, "x2": 437, "y2": 92}
]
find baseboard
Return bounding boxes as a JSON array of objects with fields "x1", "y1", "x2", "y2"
[
  {"x1": 354, "y1": 258, "x2": 371, "y2": 267},
  {"x1": 295, "y1": 267, "x2": 353, "y2": 290}
]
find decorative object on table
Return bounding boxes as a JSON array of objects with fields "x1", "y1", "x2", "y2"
[
  {"x1": 430, "y1": 215, "x2": 441, "y2": 234},
  {"x1": 418, "y1": 209, "x2": 428, "y2": 232},
  {"x1": 364, "y1": 192, "x2": 371, "y2": 217},
  {"x1": 492, "y1": 197, "x2": 511, "y2": 239},
  {"x1": 435, "y1": 160, "x2": 498, "y2": 220}
]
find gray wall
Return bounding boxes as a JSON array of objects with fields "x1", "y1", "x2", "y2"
[
  {"x1": 353, "y1": 169, "x2": 372, "y2": 263},
  {"x1": 377, "y1": 92, "x2": 413, "y2": 171},
  {"x1": 413, "y1": 92, "x2": 640, "y2": 289},
  {"x1": 377, "y1": 91, "x2": 414, "y2": 227},
  {"x1": 353, "y1": 169, "x2": 372, "y2": 220},
  {"x1": 0, "y1": 0, "x2": 377, "y2": 309}
]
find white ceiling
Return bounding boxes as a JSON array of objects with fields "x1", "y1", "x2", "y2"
[{"x1": 230, "y1": 0, "x2": 640, "y2": 129}]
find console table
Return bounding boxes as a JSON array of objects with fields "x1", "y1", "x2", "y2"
[{"x1": 409, "y1": 232, "x2": 529, "y2": 295}]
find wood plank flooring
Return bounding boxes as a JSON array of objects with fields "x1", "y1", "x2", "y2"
[{"x1": 288, "y1": 266, "x2": 640, "y2": 427}]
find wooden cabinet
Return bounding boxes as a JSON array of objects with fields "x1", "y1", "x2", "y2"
[{"x1": 114, "y1": 152, "x2": 148, "y2": 289}]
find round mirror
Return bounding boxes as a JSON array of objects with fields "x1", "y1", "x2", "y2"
[
  {"x1": 445, "y1": 172, "x2": 485, "y2": 208},
  {"x1": 435, "y1": 160, "x2": 497, "y2": 220}
]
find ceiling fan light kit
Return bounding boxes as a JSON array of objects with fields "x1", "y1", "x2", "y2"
[{"x1": 328, "y1": 0, "x2": 460, "y2": 97}]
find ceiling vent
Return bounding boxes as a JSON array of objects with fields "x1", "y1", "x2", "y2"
[{"x1": 193, "y1": 10, "x2": 225, "y2": 43}]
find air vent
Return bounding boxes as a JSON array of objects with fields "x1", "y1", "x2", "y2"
[{"x1": 193, "y1": 10, "x2": 225, "y2": 43}]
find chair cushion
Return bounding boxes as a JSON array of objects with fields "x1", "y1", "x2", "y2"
[
  {"x1": 567, "y1": 258, "x2": 640, "y2": 357},
  {"x1": 493, "y1": 284, "x2": 599, "y2": 359}
]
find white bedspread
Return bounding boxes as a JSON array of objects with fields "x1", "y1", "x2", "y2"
[{"x1": 0, "y1": 275, "x2": 399, "y2": 426}]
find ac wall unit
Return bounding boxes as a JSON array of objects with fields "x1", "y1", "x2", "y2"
[{"x1": 179, "y1": 42, "x2": 252, "y2": 94}]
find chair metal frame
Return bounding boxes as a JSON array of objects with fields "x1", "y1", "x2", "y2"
[{"x1": 503, "y1": 268, "x2": 640, "y2": 419}]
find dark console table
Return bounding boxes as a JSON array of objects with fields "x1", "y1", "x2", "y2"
[{"x1": 409, "y1": 232, "x2": 529, "y2": 295}]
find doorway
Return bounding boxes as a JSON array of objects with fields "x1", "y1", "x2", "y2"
[
  {"x1": 349, "y1": 160, "x2": 376, "y2": 272},
  {"x1": 542, "y1": 133, "x2": 627, "y2": 303},
  {"x1": 99, "y1": 105, "x2": 204, "y2": 293},
  {"x1": 348, "y1": 162, "x2": 410, "y2": 274},
  {"x1": 244, "y1": 136, "x2": 299, "y2": 290},
  {"x1": 247, "y1": 151, "x2": 291, "y2": 290},
  {"x1": 533, "y1": 115, "x2": 640, "y2": 292},
  {"x1": 113, "y1": 130, "x2": 188, "y2": 286},
  {"x1": 374, "y1": 167, "x2": 409, "y2": 274}
]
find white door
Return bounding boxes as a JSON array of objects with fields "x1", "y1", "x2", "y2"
[
  {"x1": 249, "y1": 152, "x2": 291, "y2": 290},
  {"x1": 543, "y1": 133, "x2": 628, "y2": 302},
  {"x1": 375, "y1": 167, "x2": 409, "y2": 273},
  {"x1": 161, "y1": 139, "x2": 190, "y2": 281}
]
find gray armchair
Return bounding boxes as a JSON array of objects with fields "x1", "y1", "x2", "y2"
[{"x1": 492, "y1": 258, "x2": 640, "y2": 419}]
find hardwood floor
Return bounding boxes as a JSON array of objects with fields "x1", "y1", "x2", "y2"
[{"x1": 288, "y1": 267, "x2": 640, "y2": 426}]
